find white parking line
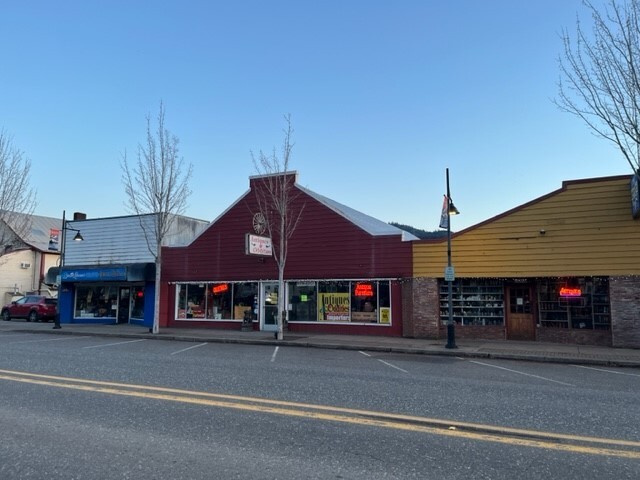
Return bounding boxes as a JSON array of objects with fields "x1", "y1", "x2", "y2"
[
  {"x1": 572, "y1": 365, "x2": 640, "y2": 377},
  {"x1": 82, "y1": 339, "x2": 147, "y2": 349},
  {"x1": 358, "y1": 351, "x2": 408, "y2": 373},
  {"x1": 271, "y1": 346, "x2": 279, "y2": 362},
  {"x1": 377, "y1": 359, "x2": 409, "y2": 373},
  {"x1": 171, "y1": 343, "x2": 208, "y2": 355},
  {"x1": 469, "y1": 360, "x2": 576, "y2": 386},
  {"x1": 8, "y1": 336, "x2": 90, "y2": 344}
]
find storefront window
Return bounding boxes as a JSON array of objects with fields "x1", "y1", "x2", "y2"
[
  {"x1": 378, "y1": 281, "x2": 391, "y2": 324},
  {"x1": 74, "y1": 285, "x2": 118, "y2": 318},
  {"x1": 232, "y1": 282, "x2": 257, "y2": 320},
  {"x1": 208, "y1": 283, "x2": 232, "y2": 319},
  {"x1": 177, "y1": 284, "x2": 187, "y2": 319},
  {"x1": 288, "y1": 282, "x2": 318, "y2": 322},
  {"x1": 537, "y1": 277, "x2": 610, "y2": 330},
  {"x1": 176, "y1": 284, "x2": 206, "y2": 319},
  {"x1": 174, "y1": 280, "x2": 392, "y2": 325},
  {"x1": 287, "y1": 280, "x2": 392, "y2": 323},
  {"x1": 351, "y1": 281, "x2": 377, "y2": 323},
  {"x1": 439, "y1": 279, "x2": 505, "y2": 326},
  {"x1": 318, "y1": 281, "x2": 350, "y2": 322}
]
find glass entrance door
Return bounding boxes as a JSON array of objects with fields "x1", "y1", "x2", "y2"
[
  {"x1": 261, "y1": 282, "x2": 279, "y2": 332},
  {"x1": 118, "y1": 287, "x2": 130, "y2": 324}
]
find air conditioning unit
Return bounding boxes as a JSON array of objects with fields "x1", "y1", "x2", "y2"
[{"x1": 20, "y1": 262, "x2": 31, "y2": 269}]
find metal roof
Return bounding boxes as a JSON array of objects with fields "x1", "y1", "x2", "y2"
[
  {"x1": 297, "y1": 185, "x2": 419, "y2": 241},
  {"x1": 2, "y1": 212, "x2": 62, "y2": 252}
]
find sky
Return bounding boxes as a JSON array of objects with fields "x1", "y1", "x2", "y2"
[{"x1": 1, "y1": 0, "x2": 628, "y2": 232}]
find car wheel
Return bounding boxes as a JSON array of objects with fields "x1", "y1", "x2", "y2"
[
  {"x1": 28, "y1": 311, "x2": 38, "y2": 323},
  {"x1": 1, "y1": 310, "x2": 9, "y2": 321}
]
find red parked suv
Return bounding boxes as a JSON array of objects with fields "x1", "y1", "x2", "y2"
[{"x1": 1, "y1": 295, "x2": 58, "y2": 323}]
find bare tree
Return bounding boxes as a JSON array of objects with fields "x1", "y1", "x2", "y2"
[
  {"x1": 121, "y1": 102, "x2": 193, "y2": 334},
  {"x1": 557, "y1": 0, "x2": 640, "y2": 173},
  {"x1": 251, "y1": 115, "x2": 304, "y2": 340},
  {"x1": 0, "y1": 129, "x2": 36, "y2": 258}
]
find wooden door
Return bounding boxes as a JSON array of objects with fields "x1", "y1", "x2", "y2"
[{"x1": 506, "y1": 285, "x2": 535, "y2": 340}]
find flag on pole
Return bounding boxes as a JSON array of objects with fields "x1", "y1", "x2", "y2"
[{"x1": 439, "y1": 195, "x2": 449, "y2": 229}]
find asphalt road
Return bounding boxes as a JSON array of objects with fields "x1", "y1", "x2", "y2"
[{"x1": 0, "y1": 331, "x2": 639, "y2": 479}]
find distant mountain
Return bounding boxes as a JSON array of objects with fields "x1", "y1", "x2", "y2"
[{"x1": 390, "y1": 222, "x2": 448, "y2": 240}]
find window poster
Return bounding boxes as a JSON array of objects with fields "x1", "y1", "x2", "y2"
[{"x1": 318, "y1": 292, "x2": 350, "y2": 321}]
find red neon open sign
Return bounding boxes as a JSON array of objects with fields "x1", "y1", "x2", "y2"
[
  {"x1": 559, "y1": 287, "x2": 582, "y2": 297},
  {"x1": 212, "y1": 284, "x2": 229, "y2": 294}
]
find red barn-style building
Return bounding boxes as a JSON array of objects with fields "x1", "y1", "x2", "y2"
[{"x1": 160, "y1": 172, "x2": 416, "y2": 336}]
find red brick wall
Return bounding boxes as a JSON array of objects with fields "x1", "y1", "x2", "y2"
[
  {"x1": 406, "y1": 277, "x2": 441, "y2": 338},
  {"x1": 407, "y1": 278, "x2": 508, "y2": 340},
  {"x1": 536, "y1": 328, "x2": 611, "y2": 346},
  {"x1": 451, "y1": 325, "x2": 505, "y2": 340},
  {"x1": 401, "y1": 279, "x2": 414, "y2": 337},
  {"x1": 610, "y1": 276, "x2": 640, "y2": 348}
]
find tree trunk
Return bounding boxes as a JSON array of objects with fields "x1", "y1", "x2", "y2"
[{"x1": 153, "y1": 254, "x2": 161, "y2": 334}]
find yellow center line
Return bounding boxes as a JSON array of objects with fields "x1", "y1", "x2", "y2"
[{"x1": 0, "y1": 368, "x2": 638, "y2": 459}]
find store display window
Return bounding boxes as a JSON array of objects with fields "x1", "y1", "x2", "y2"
[
  {"x1": 208, "y1": 283, "x2": 232, "y2": 319},
  {"x1": 288, "y1": 282, "x2": 318, "y2": 322},
  {"x1": 232, "y1": 283, "x2": 257, "y2": 320},
  {"x1": 439, "y1": 279, "x2": 505, "y2": 326},
  {"x1": 351, "y1": 281, "x2": 378, "y2": 323},
  {"x1": 176, "y1": 282, "x2": 257, "y2": 321},
  {"x1": 310, "y1": 280, "x2": 391, "y2": 323},
  {"x1": 318, "y1": 281, "x2": 350, "y2": 322},
  {"x1": 175, "y1": 280, "x2": 392, "y2": 324},
  {"x1": 74, "y1": 285, "x2": 118, "y2": 318},
  {"x1": 537, "y1": 277, "x2": 610, "y2": 330}
]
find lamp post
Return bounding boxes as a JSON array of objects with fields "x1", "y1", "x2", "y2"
[
  {"x1": 53, "y1": 210, "x2": 83, "y2": 329},
  {"x1": 445, "y1": 168, "x2": 460, "y2": 349}
]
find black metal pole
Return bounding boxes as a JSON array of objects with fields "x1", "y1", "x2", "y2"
[
  {"x1": 445, "y1": 168, "x2": 457, "y2": 349},
  {"x1": 53, "y1": 211, "x2": 65, "y2": 329}
]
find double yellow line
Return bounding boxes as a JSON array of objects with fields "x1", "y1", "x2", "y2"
[{"x1": 1, "y1": 368, "x2": 639, "y2": 459}]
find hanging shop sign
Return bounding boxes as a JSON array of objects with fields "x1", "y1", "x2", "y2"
[{"x1": 245, "y1": 234, "x2": 272, "y2": 256}]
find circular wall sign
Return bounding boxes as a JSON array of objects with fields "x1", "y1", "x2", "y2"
[{"x1": 252, "y1": 212, "x2": 267, "y2": 235}]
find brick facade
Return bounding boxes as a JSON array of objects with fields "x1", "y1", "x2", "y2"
[
  {"x1": 404, "y1": 277, "x2": 440, "y2": 338},
  {"x1": 406, "y1": 276, "x2": 630, "y2": 346},
  {"x1": 536, "y1": 328, "x2": 611, "y2": 346},
  {"x1": 610, "y1": 276, "x2": 640, "y2": 348}
]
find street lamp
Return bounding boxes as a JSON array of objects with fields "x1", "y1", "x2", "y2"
[
  {"x1": 445, "y1": 168, "x2": 460, "y2": 349},
  {"x1": 53, "y1": 210, "x2": 83, "y2": 329}
]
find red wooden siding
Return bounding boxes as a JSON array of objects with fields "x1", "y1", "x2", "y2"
[
  {"x1": 160, "y1": 178, "x2": 412, "y2": 336},
  {"x1": 161, "y1": 185, "x2": 412, "y2": 281}
]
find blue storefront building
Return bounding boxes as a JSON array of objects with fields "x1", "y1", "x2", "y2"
[{"x1": 47, "y1": 212, "x2": 208, "y2": 328}]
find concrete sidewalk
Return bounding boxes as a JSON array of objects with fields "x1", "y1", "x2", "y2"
[{"x1": 1, "y1": 320, "x2": 640, "y2": 367}]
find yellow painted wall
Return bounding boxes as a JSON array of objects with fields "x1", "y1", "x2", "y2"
[{"x1": 414, "y1": 176, "x2": 640, "y2": 277}]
